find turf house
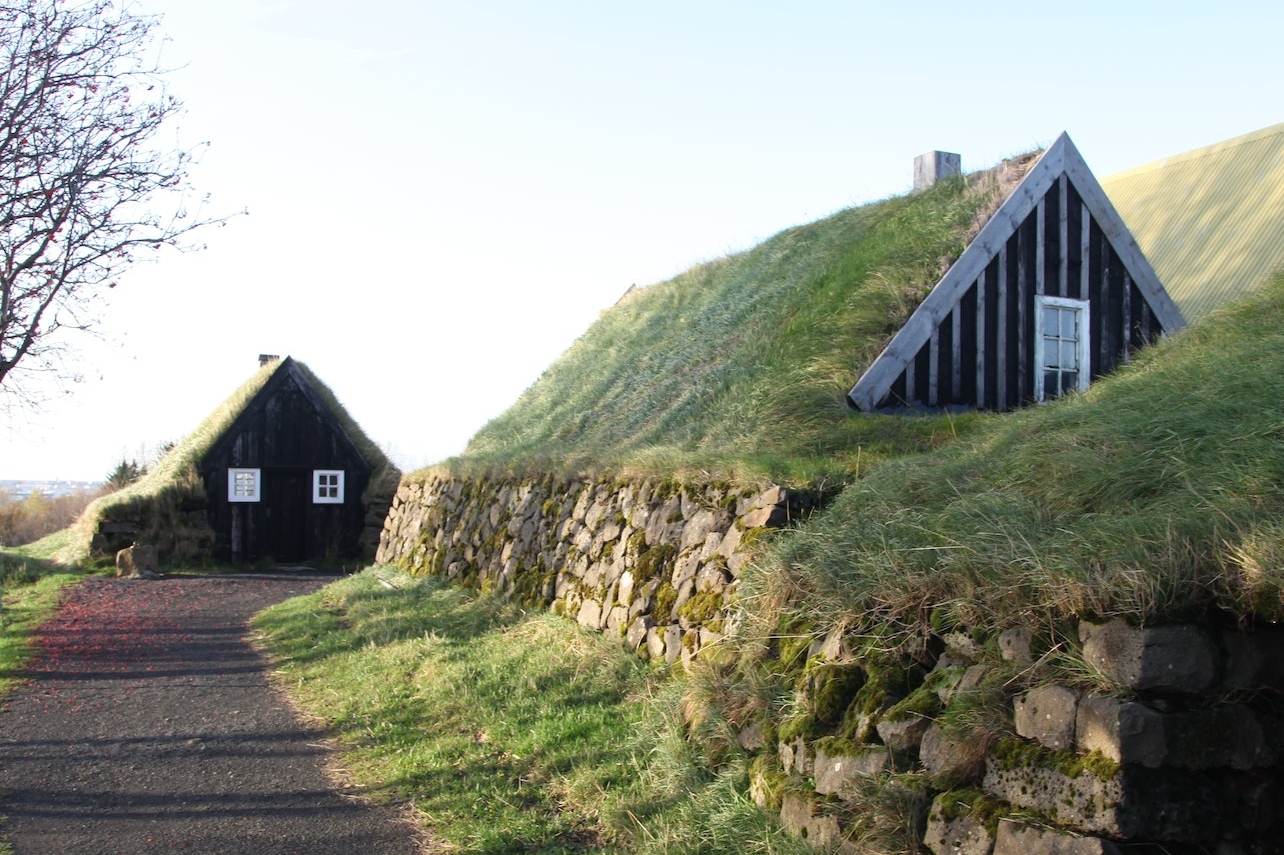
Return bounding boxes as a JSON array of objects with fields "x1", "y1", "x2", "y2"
[
  {"x1": 849, "y1": 132, "x2": 1186, "y2": 413},
  {"x1": 79, "y1": 356, "x2": 400, "y2": 566}
]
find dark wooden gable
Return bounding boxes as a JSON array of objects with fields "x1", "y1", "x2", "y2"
[
  {"x1": 848, "y1": 133, "x2": 1186, "y2": 413},
  {"x1": 199, "y1": 357, "x2": 373, "y2": 563}
]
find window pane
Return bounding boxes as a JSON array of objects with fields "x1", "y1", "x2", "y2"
[
  {"x1": 1061, "y1": 310, "x2": 1077, "y2": 340},
  {"x1": 1061, "y1": 341, "x2": 1078, "y2": 369},
  {"x1": 1062, "y1": 370, "x2": 1077, "y2": 390},
  {"x1": 1043, "y1": 307, "x2": 1059, "y2": 333}
]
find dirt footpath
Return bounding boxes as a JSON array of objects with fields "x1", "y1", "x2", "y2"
[{"x1": 0, "y1": 572, "x2": 428, "y2": 854}]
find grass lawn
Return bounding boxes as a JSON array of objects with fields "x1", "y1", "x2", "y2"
[{"x1": 252, "y1": 566, "x2": 811, "y2": 855}]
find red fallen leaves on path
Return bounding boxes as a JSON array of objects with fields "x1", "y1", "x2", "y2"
[{"x1": 31, "y1": 578, "x2": 191, "y2": 671}]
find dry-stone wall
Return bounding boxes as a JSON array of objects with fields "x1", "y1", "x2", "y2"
[
  {"x1": 376, "y1": 473, "x2": 825, "y2": 665},
  {"x1": 761, "y1": 616, "x2": 1284, "y2": 855}
]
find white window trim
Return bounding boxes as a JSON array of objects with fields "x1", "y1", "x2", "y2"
[
  {"x1": 1034, "y1": 295, "x2": 1091, "y2": 402},
  {"x1": 228, "y1": 468, "x2": 261, "y2": 503},
  {"x1": 313, "y1": 469, "x2": 345, "y2": 504}
]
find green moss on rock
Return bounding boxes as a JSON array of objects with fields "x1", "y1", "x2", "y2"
[
  {"x1": 778, "y1": 712, "x2": 820, "y2": 743},
  {"x1": 883, "y1": 682, "x2": 941, "y2": 723},
  {"x1": 807, "y1": 662, "x2": 866, "y2": 727},
  {"x1": 653, "y1": 582, "x2": 678, "y2": 619},
  {"x1": 678, "y1": 590, "x2": 724, "y2": 626},
  {"x1": 932, "y1": 788, "x2": 1009, "y2": 838},
  {"x1": 635, "y1": 541, "x2": 677, "y2": 582},
  {"x1": 990, "y1": 737, "x2": 1121, "y2": 781}
]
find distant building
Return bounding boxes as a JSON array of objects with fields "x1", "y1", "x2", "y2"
[{"x1": 83, "y1": 357, "x2": 399, "y2": 566}]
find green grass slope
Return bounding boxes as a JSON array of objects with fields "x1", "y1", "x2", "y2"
[
  {"x1": 755, "y1": 269, "x2": 1284, "y2": 639},
  {"x1": 455, "y1": 168, "x2": 1024, "y2": 485}
]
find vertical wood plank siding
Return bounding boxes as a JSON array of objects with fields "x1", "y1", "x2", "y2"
[{"x1": 878, "y1": 177, "x2": 1164, "y2": 411}]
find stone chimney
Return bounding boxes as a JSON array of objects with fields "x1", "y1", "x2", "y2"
[
  {"x1": 914, "y1": 151, "x2": 962, "y2": 191},
  {"x1": 258, "y1": 354, "x2": 280, "y2": 368}
]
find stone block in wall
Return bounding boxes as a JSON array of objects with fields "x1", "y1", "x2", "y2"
[
  {"x1": 1079, "y1": 619, "x2": 1218, "y2": 693},
  {"x1": 924, "y1": 793, "x2": 996, "y2": 855},
  {"x1": 1220, "y1": 628, "x2": 1284, "y2": 691},
  {"x1": 739, "y1": 485, "x2": 787, "y2": 516},
  {"x1": 629, "y1": 581, "x2": 657, "y2": 621},
  {"x1": 1075, "y1": 694, "x2": 1275, "y2": 770},
  {"x1": 576, "y1": 598, "x2": 601, "y2": 631},
  {"x1": 876, "y1": 713, "x2": 931, "y2": 752},
  {"x1": 1075, "y1": 695, "x2": 1166, "y2": 768},
  {"x1": 727, "y1": 551, "x2": 751, "y2": 578},
  {"x1": 716, "y1": 523, "x2": 742, "y2": 560},
  {"x1": 605, "y1": 605, "x2": 629, "y2": 635},
  {"x1": 998, "y1": 626, "x2": 1034, "y2": 667},
  {"x1": 680, "y1": 509, "x2": 721, "y2": 552},
  {"x1": 740, "y1": 502, "x2": 788, "y2": 529},
  {"x1": 982, "y1": 743, "x2": 1217, "y2": 841},
  {"x1": 920, "y1": 723, "x2": 989, "y2": 789},
  {"x1": 779, "y1": 793, "x2": 852, "y2": 854},
  {"x1": 671, "y1": 551, "x2": 700, "y2": 589},
  {"x1": 616, "y1": 569, "x2": 635, "y2": 607},
  {"x1": 992, "y1": 820, "x2": 1119, "y2": 855},
  {"x1": 695, "y1": 562, "x2": 730, "y2": 595},
  {"x1": 645, "y1": 495, "x2": 682, "y2": 547},
  {"x1": 1014, "y1": 685, "x2": 1080, "y2": 750},
  {"x1": 663, "y1": 624, "x2": 682, "y2": 665},
  {"x1": 814, "y1": 744, "x2": 893, "y2": 795},
  {"x1": 780, "y1": 735, "x2": 814, "y2": 776},
  {"x1": 645, "y1": 625, "x2": 666, "y2": 660},
  {"x1": 625, "y1": 616, "x2": 652, "y2": 653},
  {"x1": 1163, "y1": 706, "x2": 1274, "y2": 770}
]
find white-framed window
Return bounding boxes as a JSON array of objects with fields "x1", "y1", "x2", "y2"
[
  {"x1": 228, "y1": 468, "x2": 261, "y2": 503},
  {"x1": 1035, "y1": 296, "x2": 1091, "y2": 402},
  {"x1": 313, "y1": 469, "x2": 345, "y2": 504}
]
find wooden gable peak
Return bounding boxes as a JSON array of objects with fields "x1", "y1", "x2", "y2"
[
  {"x1": 198, "y1": 356, "x2": 373, "y2": 477},
  {"x1": 848, "y1": 132, "x2": 1185, "y2": 413}
]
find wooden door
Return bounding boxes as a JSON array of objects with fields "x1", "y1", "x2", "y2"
[{"x1": 263, "y1": 468, "x2": 308, "y2": 563}]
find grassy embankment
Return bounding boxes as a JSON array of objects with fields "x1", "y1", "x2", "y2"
[
  {"x1": 443, "y1": 166, "x2": 1020, "y2": 486},
  {"x1": 252, "y1": 270, "x2": 1284, "y2": 853}
]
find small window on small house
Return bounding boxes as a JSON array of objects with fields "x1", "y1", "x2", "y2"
[
  {"x1": 228, "y1": 468, "x2": 261, "y2": 502},
  {"x1": 313, "y1": 470, "x2": 344, "y2": 504},
  {"x1": 1035, "y1": 296, "x2": 1091, "y2": 402}
]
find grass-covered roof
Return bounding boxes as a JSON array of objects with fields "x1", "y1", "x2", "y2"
[{"x1": 445, "y1": 156, "x2": 1036, "y2": 487}]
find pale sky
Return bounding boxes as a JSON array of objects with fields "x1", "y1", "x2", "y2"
[{"x1": 3, "y1": 0, "x2": 1281, "y2": 481}]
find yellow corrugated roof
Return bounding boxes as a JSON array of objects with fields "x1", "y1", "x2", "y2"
[{"x1": 1101, "y1": 122, "x2": 1284, "y2": 323}]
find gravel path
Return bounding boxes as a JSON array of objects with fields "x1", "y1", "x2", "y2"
[{"x1": 0, "y1": 572, "x2": 428, "y2": 854}]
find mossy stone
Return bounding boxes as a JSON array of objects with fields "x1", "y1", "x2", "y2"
[{"x1": 808, "y1": 662, "x2": 866, "y2": 727}]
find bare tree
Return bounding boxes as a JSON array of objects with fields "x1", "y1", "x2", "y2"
[{"x1": 1, "y1": 0, "x2": 226, "y2": 397}]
